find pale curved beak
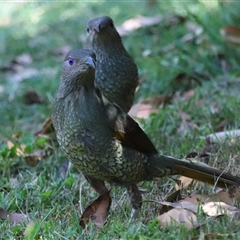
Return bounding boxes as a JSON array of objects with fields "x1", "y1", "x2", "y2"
[
  {"x1": 94, "y1": 23, "x2": 101, "y2": 33},
  {"x1": 86, "y1": 57, "x2": 96, "y2": 69}
]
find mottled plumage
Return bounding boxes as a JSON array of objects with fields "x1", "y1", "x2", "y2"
[
  {"x1": 52, "y1": 49, "x2": 240, "y2": 218},
  {"x1": 85, "y1": 16, "x2": 138, "y2": 112}
]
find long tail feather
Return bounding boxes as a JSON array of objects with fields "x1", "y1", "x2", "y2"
[{"x1": 148, "y1": 155, "x2": 240, "y2": 188}]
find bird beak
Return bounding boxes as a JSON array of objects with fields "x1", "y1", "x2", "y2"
[
  {"x1": 94, "y1": 23, "x2": 101, "y2": 33},
  {"x1": 86, "y1": 57, "x2": 96, "y2": 69}
]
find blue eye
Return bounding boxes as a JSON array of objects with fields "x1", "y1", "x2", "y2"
[{"x1": 68, "y1": 57, "x2": 74, "y2": 66}]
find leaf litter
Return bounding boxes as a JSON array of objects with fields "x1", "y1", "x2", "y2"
[{"x1": 2, "y1": 14, "x2": 240, "y2": 236}]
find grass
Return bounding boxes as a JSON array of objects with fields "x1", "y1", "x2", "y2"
[{"x1": 1, "y1": 1, "x2": 240, "y2": 239}]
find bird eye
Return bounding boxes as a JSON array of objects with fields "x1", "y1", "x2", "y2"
[
  {"x1": 110, "y1": 22, "x2": 114, "y2": 28},
  {"x1": 87, "y1": 28, "x2": 90, "y2": 33},
  {"x1": 68, "y1": 57, "x2": 74, "y2": 66}
]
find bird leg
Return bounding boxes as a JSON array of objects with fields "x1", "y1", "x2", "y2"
[
  {"x1": 84, "y1": 175, "x2": 108, "y2": 195},
  {"x1": 126, "y1": 184, "x2": 142, "y2": 219}
]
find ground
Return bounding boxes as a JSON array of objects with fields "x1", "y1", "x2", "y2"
[{"x1": 1, "y1": 1, "x2": 240, "y2": 239}]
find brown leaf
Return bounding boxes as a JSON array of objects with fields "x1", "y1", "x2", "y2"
[
  {"x1": 160, "y1": 190, "x2": 181, "y2": 214},
  {"x1": 80, "y1": 191, "x2": 111, "y2": 229},
  {"x1": 157, "y1": 208, "x2": 199, "y2": 229},
  {"x1": 128, "y1": 94, "x2": 172, "y2": 119},
  {"x1": 215, "y1": 190, "x2": 240, "y2": 205},
  {"x1": 141, "y1": 95, "x2": 173, "y2": 107},
  {"x1": 220, "y1": 26, "x2": 240, "y2": 45},
  {"x1": 23, "y1": 90, "x2": 44, "y2": 104},
  {"x1": 9, "y1": 68, "x2": 38, "y2": 82},
  {"x1": 117, "y1": 14, "x2": 185, "y2": 36},
  {"x1": 128, "y1": 103, "x2": 158, "y2": 119},
  {"x1": 182, "y1": 189, "x2": 240, "y2": 206},
  {"x1": 116, "y1": 15, "x2": 163, "y2": 36},
  {"x1": 202, "y1": 201, "x2": 240, "y2": 217},
  {"x1": 175, "y1": 176, "x2": 194, "y2": 190},
  {"x1": 25, "y1": 154, "x2": 42, "y2": 167},
  {"x1": 15, "y1": 53, "x2": 32, "y2": 65},
  {"x1": 35, "y1": 117, "x2": 55, "y2": 136},
  {"x1": 159, "y1": 201, "x2": 199, "y2": 214},
  {"x1": 214, "y1": 119, "x2": 228, "y2": 132},
  {"x1": 182, "y1": 89, "x2": 195, "y2": 101},
  {"x1": 0, "y1": 208, "x2": 29, "y2": 224},
  {"x1": 0, "y1": 53, "x2": 32, "y2": 72}
]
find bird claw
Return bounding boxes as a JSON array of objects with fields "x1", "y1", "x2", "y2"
[{"x1": 129, "y1": 208, "x2": 139, "y2": 222}]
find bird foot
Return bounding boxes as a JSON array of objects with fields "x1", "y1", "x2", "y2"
[{"x1": 129, "y1": 208, "x2": 139, "y2": 221}]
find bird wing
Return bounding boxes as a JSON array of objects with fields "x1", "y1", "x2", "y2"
[{"x1": 103, "y1": 95, "x2": 158, "y2": 154}]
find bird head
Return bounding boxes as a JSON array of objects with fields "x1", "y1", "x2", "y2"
[
  {"x1": 61, "y1": 49, "x2": 96, "y2": 87},
  {"x1": 86, "y1": 16, "x2": 121, "y2": 46}
]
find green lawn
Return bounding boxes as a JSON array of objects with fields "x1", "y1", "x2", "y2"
[{"x1": 1, "y1": 1, "x2": 240, "y2": 239}]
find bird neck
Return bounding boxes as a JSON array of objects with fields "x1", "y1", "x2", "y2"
[
  {"x1": 85, "y1": 34, "x2": 123, "y2": 50},
  {"x1": 57, "y1": 74, "x2": 95, "y2": 99}
]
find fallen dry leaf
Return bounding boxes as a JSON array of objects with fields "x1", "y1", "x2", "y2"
[
  {"x1": 128, "y1": 103, "x2": 158, "y2": 119},
  {"x1": 216, "y1": 189, "x2": 240, "y2": 205},
  {"x1": 182, "y1": 194, "x2": 220, "y2": 205},
  {"x1": 23, "y1": 90, "x2": 44, "y2": 104},
  {"x1": 116, "y1": 15, "x2": 163, "y2": 36},
  {"x1": 116, "y1": 14, "x2": 184, "y2": 36},
  {"x1": 0, "y1": 208, "x2": 29, "y2": 224},
  {"x1": 159, "y1": 201, "x2": 199, "y2": 214},
  {"x1": 25, "y1": 154, "x2": 42, "y2": 167},
  {"x1": 205, "y1": 129, "x2": 240, "y2": 144},
  {"x1": 5, "y1": 134, "x2": 50, "y2": 167},
  {"x1": 80, "y1": 191, "x2": 111, "y2": 229},
  {"x1": 160, "y1": 190, "x2": 181, "y2": 214},
  {"x1": 182, "y1": 89, "x2": 196, "y2": 101},
  {"x1": 8, "y1": 68, "x2": 38, "y2": 82},
  {"x1": 14, "y1": 53, "x2": 32, "y2": 66},
  {"x1": 129, "y1": 94, "x2": 173, "y2": 119},
  {"x1": 157, "y1": 188, "x2": 240, "y2": 230},
  {"x1": 0, "y1": 53, "x2": 39, "y2": 83},
  {"x1": 220, "y1": 26, "x2": 240, "y2": 46},
  {"x1": 0, "y1": 53, "x2": 32, "y2": 72},
  {"x1": 175, "y1": 176, "x2": 194, "y2": 190},
  {"x1": 35, "y1": 117, "x2": 55, "y2": 136},
  {"x1": 157, "y1": 208, "x2": 199, "y2": 229},
  {"x1": 181, "y1": 189, "x2": 240, "y2": 207},
  {"x1": 214, "y1": 119, "x2": 228, "y2": 132},
  {"x1": 202, "y1": 201, "x2": 240, "y2": 217},
  {"x1": 141, "y1": 95, "x2": 173, "y2": 107}
]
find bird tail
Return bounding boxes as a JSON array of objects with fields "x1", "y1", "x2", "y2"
[{"x1": 147, "y1": 155, "x2": 240, "y2": 188}]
